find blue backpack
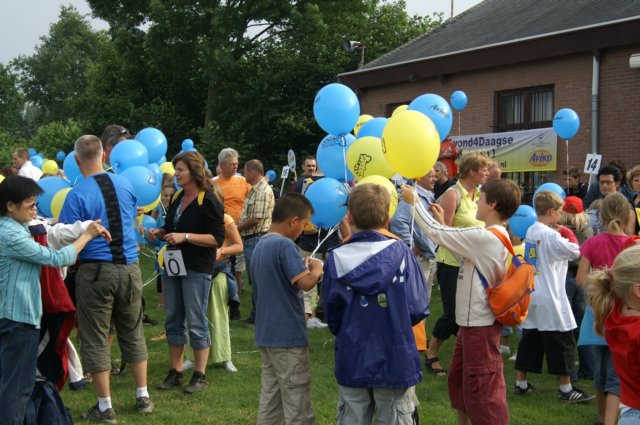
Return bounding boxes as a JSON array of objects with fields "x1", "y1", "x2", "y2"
[{"x1": 24, "y1": 381, "x2": 73, "y2": 425}]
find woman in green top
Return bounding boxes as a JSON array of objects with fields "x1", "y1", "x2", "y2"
[{"x1": 425, "y1": 152, "x2": 491, "y2": 376}]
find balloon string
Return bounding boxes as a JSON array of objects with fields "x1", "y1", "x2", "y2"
[
  {"x1": 458, "y1": 111, "x2": 461, "y2": 136},
  {"x1": 341, "y1": 135, "x2": 348, "y2": 183},
  {"x1": 310, "y1": 225, "x2": 338, "y2": 259},
  {"x1": 565, "y1": 139, "x2": 569, "y2": 192},
  {"x1": 409, "y1": 180, "x2": 417, "y2": 250}
]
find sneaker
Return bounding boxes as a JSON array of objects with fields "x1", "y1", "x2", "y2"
[
  {"x1": 223, "y1": 360, "x2": 238, "y2": 373},
  {"x1": 184, "y1": 372, "x2": 207, "y2": 395},
  {"x1": 558, "y1": 387, "x2": 595, "y2": 403},
  {"x1": 499, "y1": 345, "x2": 511, "y2": 356},
  {"x1": 142, "y1": 314, "x2": 158, "y2": 326},
  {"x1": 157, "y1": 368, "x2": 184, "y2": 390},
  {"x1": 229, "y1": 303, "x2": 242, "y2": 321},
  {"x1": 81, "y1": 404, "x2": 117, "y2": 424},
  {"x1": 508, "y1": 353, "x2": 517, "y2": 361},
  {"x1": 69, "y1": 378, "x2": 88, "y2": 391},
  {"x1": 136, "y1": 396, "x2": 154, "y2": 413},
  {"x1": 513, "y1": 382, "x2": 534, "y2": 395},
  {"x1": 307, "y1": 318, "x2": 328, "y2": 329}
]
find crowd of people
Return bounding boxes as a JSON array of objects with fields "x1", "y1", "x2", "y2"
[{"x1": 1, "y1": 128, "x2": 639, "y2": 425}]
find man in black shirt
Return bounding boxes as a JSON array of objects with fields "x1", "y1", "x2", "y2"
[
  {"x1": 434, "y1": 161, "x2": 456, "y2": 200},
  {"x1": 563, "y1": 167, "x2": 588, "y2": 200}
]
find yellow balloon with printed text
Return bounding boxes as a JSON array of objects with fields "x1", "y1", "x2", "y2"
[
  {"x1": 51, "y1": 187, "x2": 71, "y2": 218},
  {"x1": 346, "y1": 136, "x2": 396, "y2": 179},
  {"x1": 381, "y1": 110, "x2": 439, "y2": 179},
  {"x1": 356, "y1": 175, "x2": 398, "y2": 218},
  {"x1": 353, "y1": 114, "x2": 373, "y2": 136}
]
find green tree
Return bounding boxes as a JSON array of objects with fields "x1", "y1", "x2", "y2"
[
  {"x1": 12, "y1": 6, "x2": 110, "y2": 128},
  {"x1": 28, "y1": 119, "x2": 83, "y2": 159},
  {"x1": 0, "y1": 64, "x2": 24, "y2": 136}
]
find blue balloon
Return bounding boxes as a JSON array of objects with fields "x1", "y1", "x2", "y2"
[
  {"x1": 304, "y1": 177, "x2": 349, "y2": 227},
  {"x1": 36, "y1": 177, "x2": 71, "y2": 217},
  {"x1": 553, "y1": 108, "x2": 580, "y2": 139},
  {"x1": 31, "y1": 155, "x2": 44, "y2": 169},
  {"x1": 135, "y1": 214, "x2": 158, "y2": 245},
  {"x1": 28, "y1": 148, "x2": 37, "y2": 157},
  {"x1": 63, "y1": 151, "x2": 83, "y2": 185},
  {"x1": 266, "y1": 170, "x2": 277, "y2": 183},
  {"x1": 182, "y1": 139, "x2": 194, "y2": 150},
  {"x1": 356, "y1": 117, "x2": 388, "y2": 139},
  {"x1": 316, "y1": 133, "x2": 356, "y2": 182},
  {"x1": 110, "y1": 140, "x2": 149, "y2": 173},
  {"x1": 157, "y1": 155, "x2": 167, "y2": 165},
  {"x1": 135, "y1": 128, "x2": 168, "y2": 163},
  {"x1": 408, "y1": 93, "x2": 453, "y2": 142},
  {"x1": 56, "y1": 151, "x2": 66, "y2": 162},
  {"x1": 313, "y1": 83, "x2": 360, "y2": 136},
  {"x1": 534, "y1": 182, "x2": 566, "y2": 201},
  {"x1": 120, "y1": 165, "x2": 162, "y2": 206},
  {"x1": 147, "y1": 163, "x2": 163, "y2": 187},
  {"x1": 450, "y1": 90, "x2": 468, "y2": 111},
  {"x1": 508, "y1": 205, "x2": 538, "y2": 239}
]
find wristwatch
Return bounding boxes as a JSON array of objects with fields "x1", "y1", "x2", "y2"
[{"x1": 185, "y1": 233, "x2": 190, "y2": 242}]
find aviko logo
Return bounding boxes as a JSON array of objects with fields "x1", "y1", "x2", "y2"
[{"x1": 529, "y1": 150, "x2": 553, "y2": 167}]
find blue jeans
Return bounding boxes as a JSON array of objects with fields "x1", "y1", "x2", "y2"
[
  {"x1": 244, "y1": 235, "x2": 263, "y2": 323},
  {"x1": 619, "y1": 409, "x2": 640, "y2": 425},
  {"x1": 163, "y1": 271, "x2": 212, "y2": 350},
  {"x1": 0, "y1": 319, "x2": 39, "y2": 425}
]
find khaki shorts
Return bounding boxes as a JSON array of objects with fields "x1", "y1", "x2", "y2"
[{"x1": 76, "y1": 262, "x2": 148, "y2": 373}]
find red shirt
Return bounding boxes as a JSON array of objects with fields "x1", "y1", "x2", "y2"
[
  {"x1": 439, "y1": 140, "x2": 458, "y2": 179},
  {"x1": 605, "y1": 301, "x2": 640, "y2": 409}
]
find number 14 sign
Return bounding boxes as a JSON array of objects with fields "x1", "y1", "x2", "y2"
[{"x1": 584, "y1": 153, "x2": 602, "y2": 175}]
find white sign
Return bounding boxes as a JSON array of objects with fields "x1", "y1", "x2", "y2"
[
  {"x1": 287, "y1": 149, "x2": 296, "y2": 170},
  {"x1": 281, "y1": 165, "x2": 290, "y2": 179},
  {"x1": 164, "y1": 248, "x2": 187, "y2": 276},
  {"x1": 584, "y1": 153, "x2": 602, "y2": 175}
]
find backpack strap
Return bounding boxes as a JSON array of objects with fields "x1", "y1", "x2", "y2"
[
  {"x1": 477, "y1": 227, "x2": 515, "y2": 290},
  {"x1": 93, "y1": 173, "x2": 126, "y2": 264},
  {"x1": 171, "y1": 189, "x2": 205, "y2": 206}
]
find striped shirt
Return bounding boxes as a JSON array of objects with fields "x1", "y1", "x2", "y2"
[
  {"x1": 0, "y1": 216, "x2": 77, "y2": 327},
  {"x1": 239, "y1": 179, "x2": 275, "y2": 237}
]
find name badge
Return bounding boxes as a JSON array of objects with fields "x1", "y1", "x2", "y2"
[{"x1": 164, "y1": 248, "x2": 187, "y2": 276}]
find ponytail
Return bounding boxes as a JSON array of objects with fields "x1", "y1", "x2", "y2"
[{"x1": 585, "y1": 269, "x2": 616, "y2": 337}]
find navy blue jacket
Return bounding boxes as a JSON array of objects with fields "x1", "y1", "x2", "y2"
[{"x1": 322, "y1": 230, "x2": 429, "y2": 388}]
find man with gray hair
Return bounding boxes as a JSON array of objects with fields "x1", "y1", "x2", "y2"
[
  {"x1": 434, "y1": 161, "x2": 455, "y2": 199},
  {"x1": 216, "y1": 148, "x2": 251, "y2": 296},
  {"x1": 59, "y1": 135, "x2": 153, "y2": 422}
]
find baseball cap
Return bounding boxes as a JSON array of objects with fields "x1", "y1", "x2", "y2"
[{"x1": 563, "y1": 196, "x2": 583, "y2": 214}]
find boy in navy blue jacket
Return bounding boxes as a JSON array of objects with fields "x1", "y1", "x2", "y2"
[{"x1": 322, "y1": 183, "x2": 429, "y2": 425}]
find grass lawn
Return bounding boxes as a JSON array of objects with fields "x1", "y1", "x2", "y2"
[{"x1": 61, "y1": 253, "x2": 597, "y2": 424}]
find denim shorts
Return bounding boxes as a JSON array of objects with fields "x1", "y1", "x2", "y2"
[
  {"x1": 593, "y1": 345, "x2": 620, "y2": 396},
  {"x1": 163, "y1": 271, "x2": 212, "y2": 350},
  {"x1": 618, "y1": 408, "x2": 640, "y2": 425}
]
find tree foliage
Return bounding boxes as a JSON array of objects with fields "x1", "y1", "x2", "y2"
[{"x1": 0, "y1": 64, "x2": 24, "y2": 136}]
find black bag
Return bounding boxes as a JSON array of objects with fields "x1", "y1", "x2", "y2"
[{"x1": 24, "y1": 381, "x2": 74, "y2": 425}]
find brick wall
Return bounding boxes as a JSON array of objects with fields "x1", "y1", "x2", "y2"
[{"x1": 355, "y1": 44, "x2": 640, "y2": 185}]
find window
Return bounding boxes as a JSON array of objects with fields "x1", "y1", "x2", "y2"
[
  {"x1": 385, "y1": 101, "x2": 411, "y2": 118},
  {"x1": 495, "y1": 85, "x2": 554, "y2": 203}
]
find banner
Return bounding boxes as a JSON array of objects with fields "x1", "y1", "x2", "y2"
[{"x1": 449, "y1": 128, "x2": 557, "y2": 172}]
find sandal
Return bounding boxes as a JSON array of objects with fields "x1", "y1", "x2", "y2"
[{"x1": 425, "y1": 355, "x2": 447, "y2": 377}]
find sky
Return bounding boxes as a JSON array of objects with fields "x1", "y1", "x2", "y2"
[{"x1": 0, "y1": 0, "x2": 482, "y2": 65}]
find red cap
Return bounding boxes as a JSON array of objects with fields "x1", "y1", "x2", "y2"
[{"x1": 563, "y1": 196, "x2": 583, "y2": 214}]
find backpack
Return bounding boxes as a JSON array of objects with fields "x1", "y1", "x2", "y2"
[
  {"x1": 24, "y1": 380, "x2": 74, "y2": 425},
  {"x1": 477, "y1": 228, "x2": 536, "y2": 327}
]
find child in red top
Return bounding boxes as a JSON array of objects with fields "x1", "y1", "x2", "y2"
[{"x1": 586, "y1": 244, "x2": 640, "y2": 425}]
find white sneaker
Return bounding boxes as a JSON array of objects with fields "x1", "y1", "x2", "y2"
[
  {"x1": 509, "y1": 353, "x2": 517, "y2": 361},
  {"x1": 223, "y1": 361, "x2": 238, "y2": 373},
  {"x1": 306, "y1": 318, "x2": 328, "y2": 329},
  {"x1": 182, "y1": 359, "x2": 194, "y2": 371},
  {"x1": 499, "y1": 345, "x2": 511, "y2": 356}
]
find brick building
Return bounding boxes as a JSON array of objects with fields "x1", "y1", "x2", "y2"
[{"x1": 339, "y1": 0, "x2": 640, "y2": 195}]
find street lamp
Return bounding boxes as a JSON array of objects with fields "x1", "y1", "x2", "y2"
[{"x1": 343, "y1": 37, "x2": 365, "y2": 69}]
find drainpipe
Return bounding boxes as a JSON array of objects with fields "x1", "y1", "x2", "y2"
[{"x1": 589, "y1": 50, "x2": 600, "y2": 188}]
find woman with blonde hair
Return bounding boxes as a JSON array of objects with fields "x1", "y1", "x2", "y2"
[{"x1": 585, "y1": 244, "x2": 640, "y2": 425}]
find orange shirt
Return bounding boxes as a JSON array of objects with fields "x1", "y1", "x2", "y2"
[
  {"x1": 216, "y1": 175, "x2": 251, "y2": 223},
  {"x1": 439, "y1": 140, "x2": 458, "y2": 179}
]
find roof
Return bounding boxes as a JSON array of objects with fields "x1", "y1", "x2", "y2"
[{"x1": 361, "y1": 0, "x2": 640, "y2": 71}]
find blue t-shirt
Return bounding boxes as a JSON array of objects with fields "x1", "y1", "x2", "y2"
[
  {"x1": 59, "y1": 172, "x2": 139, "y2": 264},
  {"x1": 250, "y1": 233, "x2": 309, "y2": 348}
]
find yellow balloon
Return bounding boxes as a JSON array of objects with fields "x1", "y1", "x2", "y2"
[
  {"x1": 142, "y1": 195, "x2": 161, "y2": 213},
  {"x1": 353, "y1": 114, "x2": 373, "y2": 136},
  {"x1": 356, "y1": 175, "x2": 398, "y2": 218},
  {"x1": 346, "y1": 136, "x2": 396, "y2": 180},
  {"x1": 41, "y1": 159, "x2": 59, "y2": 175},
  {"x1": 0, "y1": 175, "x2": 4, "y2": 184},
  {"x1": 159, "y1": 162, "x2": 175, "y2": 175},
  {"x1": 392, "y1": 104, "x2": 408, "y2": 117},
  {"x1": 157, "y1": 245, "x2": 167, "y2": 271},
  {"x1": 51, "y1": 187, "x2": 71, "y2": 218},
  {"x1": 381, "y1": 110, "x2": 440, "y2": 179}
]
